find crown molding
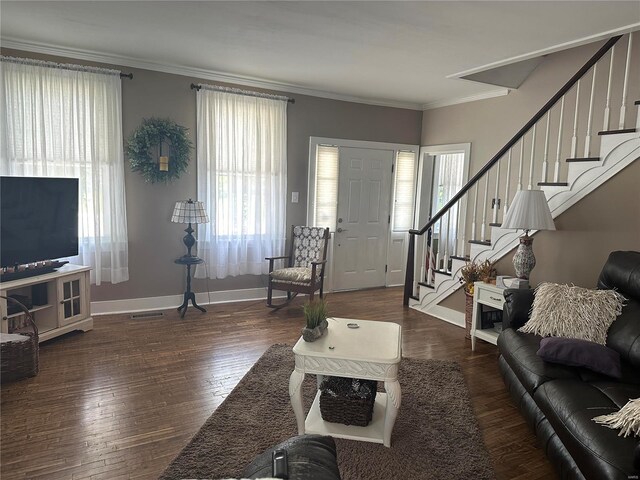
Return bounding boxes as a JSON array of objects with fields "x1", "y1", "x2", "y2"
[
  {"x1": 1, "y1": 37, "x2": 426, "y2": 111},
  {"x1": 422, "y1": 88, "x2": 510, "y2": 110},
  {"x1": 449, "y1": 22, "x2": 640, "y2": 80}
]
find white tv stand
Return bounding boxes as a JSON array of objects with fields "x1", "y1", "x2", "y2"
[{"x1": 1, "y1": 264, "x2": 93, "y2": 342}]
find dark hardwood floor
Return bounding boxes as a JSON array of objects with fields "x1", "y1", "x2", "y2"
[{"x1": 1, "y1": 287, "x2": 556, "y2": 479}]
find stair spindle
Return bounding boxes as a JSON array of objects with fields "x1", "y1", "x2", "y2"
[
  {"x1": 472, "y1": 183, "x2": 479, "y2": 241},
  {"x1": 425, "y1": 228, "x2": 434, "y2": 285},
  {"x1": 571, "y1": 80, "x2": 581, "y2": 158},
  {"x1": 619, "y1": 33, "x2": 633, "y2": 130},
  {"x1": 554, "y1": 96, "x2": 565, "y2": 182},
  {"x1": 542, "y1": 111, "x2": 551, "y2": 183},
  {"x1": 457, "y1": 195, "x2": 466, "y2": 257},
  {"x1": 436, "y1": 217, "x2": 443, "y2": 272},
  {"x1": 504, "y1": 149, "x2": 512, "y2": 218},
  {"x1": 517, "y1": 138, "x2": 525, "y2": 191},
  {"x1": 481, "y1": 174, "x2": 489, "y2": 241},
  {"x1": 584, "y1": 64, "x2": 597, "y2": 157},
  {"x1": 528, "y1": 123, "x2": 536, "y2": 189},
  {"x1": 492, "y1": 157, "x2": 501, "y2": 224},
  {"x1": 444, "y1": 210, "x2": 451, "y2": 270},
  {"x1": 604, "y1": 45, "x2": 615, "y2": 131}
]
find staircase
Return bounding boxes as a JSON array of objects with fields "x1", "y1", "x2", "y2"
[{"x1": 404, "y1": 33, "x2": 639, "y2": 322}]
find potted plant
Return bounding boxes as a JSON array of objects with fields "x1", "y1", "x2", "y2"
[
  {"x1": 302, "y1": 298, "x2": 329, "y2": 342},
  {"x1": 459, "y1": 259, "x2": 496, "y2": 339}
]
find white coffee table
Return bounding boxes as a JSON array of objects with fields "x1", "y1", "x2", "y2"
[{"x1": 289, "y1": 317, "x2": 402, "y2": 447}]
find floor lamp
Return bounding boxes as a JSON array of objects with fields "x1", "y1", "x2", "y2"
[
  {"x1": 501, "y1": 189, "x2": 555, "y2": 288},
  {"x1": 171, "y1": 199, "x2": 209, "y2": 317}
]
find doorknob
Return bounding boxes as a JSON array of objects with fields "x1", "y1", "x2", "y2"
[{"x1": 337, "y1": 227, "x2": 348, "y2": 233}]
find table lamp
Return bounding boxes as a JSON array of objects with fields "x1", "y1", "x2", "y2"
[
  {"x1": 501, "y1": 189, "x2": 555, "y2": 287},
  {"x1": 171, "y1": 199, "x2": 209, "y2": 259}
]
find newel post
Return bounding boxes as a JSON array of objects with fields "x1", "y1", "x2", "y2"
[{"x1": 403, "y1": 232, "x2": 416, "y2": 306}]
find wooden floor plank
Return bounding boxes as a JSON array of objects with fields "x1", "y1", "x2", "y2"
[{"x1": 1, "y1": 287, "x2": 556, "y2": 479}]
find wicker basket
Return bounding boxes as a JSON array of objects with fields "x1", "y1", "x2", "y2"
[
  {"x1": 319, "y1": 376, "x2": 377, "y2": 427},
  {"x1": 464, "y1": 291, "x2": 474, "y2": 340},
  {"x1": 1, "y1": 296, "x2": 39, "y2": 383}
]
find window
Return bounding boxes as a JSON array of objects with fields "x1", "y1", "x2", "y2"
[
  {"x1": 0, "y1": 57, "x2": 129, "y2": 285},
  {"x1": 393, "y1": 150, "x2": 417, "y2": 231},
  {"x1": 313, "y1": 145, "x2": 339, "y2": 230},
  {"x1": 431, "y1": 152, "x2": 466, "y2": 234},
  {"x1": 196, "y1": 86, "x2": 288, "y2": 279}
]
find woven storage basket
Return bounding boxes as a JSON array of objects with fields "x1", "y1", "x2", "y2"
[
  {"x1": 1, "y1": 296, "x2": 39, "y2": 383},
  {"x1": 464, "y1": 291, "x2": 474, "y2": 340},
  {"x1": 319, "y1": 376, "x2": 377, "y2": 427}
]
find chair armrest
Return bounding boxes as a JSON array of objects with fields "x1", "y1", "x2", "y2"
[
  {"x1": 265, "y1": 255, "x2": 290, "y2": 261},
  {"x1": 502, "y1": 288, "x2": 535, "y2": 330},
  {"x1": 311, "y1": 260, "x2": 327, "y2": 266},
  {"x1": 265, "y1": 255, "x2": 290, "y2": 274}
]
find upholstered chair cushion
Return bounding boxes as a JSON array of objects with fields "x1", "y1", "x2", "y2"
[
  {"x1": 271, "y1": 267, "x2": 312, "y2": 285},
  {"x1": 292, "y1": 226, "x2": 327, "y2": 268}
]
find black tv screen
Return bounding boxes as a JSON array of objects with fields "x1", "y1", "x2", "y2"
[{"x1": 1, "y1": 176, "x2": 79, "y2": 268}]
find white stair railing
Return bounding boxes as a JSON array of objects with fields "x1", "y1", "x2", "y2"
[{"x1": 405, "y1": 33, "x2": 635, "y2": 305}]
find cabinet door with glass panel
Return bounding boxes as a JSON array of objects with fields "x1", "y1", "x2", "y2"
[{"x1": 57, "y1": 273, "x2": 89, "y2": 326}]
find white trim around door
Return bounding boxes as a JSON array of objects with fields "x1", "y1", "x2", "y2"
[{"x1": 307, "y1": 137, "x2": 419, "y2": 293}]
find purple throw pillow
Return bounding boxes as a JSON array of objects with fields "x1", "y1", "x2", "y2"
[{"x1": 537, "y1": 337, "x2": 622, "y2": 378}]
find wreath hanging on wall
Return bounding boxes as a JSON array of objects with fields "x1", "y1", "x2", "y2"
[{"x1": 127, "y1": 117, "x2": 193, "y2": 184}]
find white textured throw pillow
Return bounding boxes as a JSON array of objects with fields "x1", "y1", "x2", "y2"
[
  {"x1": 593, "y1": 398, "x2": 640, "y2": 437},
  {"x1": 518, "y1": 283, "x2": 625, "y2": 345}
]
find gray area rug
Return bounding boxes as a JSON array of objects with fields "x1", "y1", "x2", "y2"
[{"x1": 160, "y1": 344, "x2": 496, "y2": 480}]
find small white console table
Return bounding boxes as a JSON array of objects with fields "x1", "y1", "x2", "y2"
[
  {"x1": 471, "y1": 281, "x2": 506, "y2": 351},
  {"x1": 289, "y1": 317, "x2": 402, "y2": 447},
  {"x1": 1, "y1": 264, "x2": 93, "y2": 342}
]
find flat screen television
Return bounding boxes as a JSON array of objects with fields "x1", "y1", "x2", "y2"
[{"x1": 1, "y1": 176, "x2": 79, "y2": 268}]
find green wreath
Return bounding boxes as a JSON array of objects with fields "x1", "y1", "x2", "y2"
[{"x1": 127, "y1": 118, "x2": 193, "y2": 183}]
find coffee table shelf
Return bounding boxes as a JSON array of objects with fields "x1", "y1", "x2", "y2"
[{"x1": 305, "y1": 390, "x2": 387, "y2": 444}]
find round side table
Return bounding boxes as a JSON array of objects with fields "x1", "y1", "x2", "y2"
[{"x1": 174, "y1": 255, "x2": 206, "y2": 318}]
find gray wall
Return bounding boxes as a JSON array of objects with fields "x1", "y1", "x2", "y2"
[
  {"x1": 1, "y1": 48, "x2": 422, "y2": 301},
  {"x1": 423, "y1": 40, "x2": 640, "y2": 313}
]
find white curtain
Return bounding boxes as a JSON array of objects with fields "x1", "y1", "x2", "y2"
[
  {"x1": 0, "y1": 58, "x2": 129, "y2": 284},
  {"x1": 432, "y1": 152, "x2": 465, "y2": 254},
  {"x1": 196, "y1": 87, "x2": 287, "y2": 279}
]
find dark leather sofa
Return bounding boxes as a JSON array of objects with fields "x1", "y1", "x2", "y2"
[
  {"x1": 243, "y1": 435, "x2": 341, "y2": 480},
  {"x1": 497, "y1": 251, "x2": 640, "y2": 480}
]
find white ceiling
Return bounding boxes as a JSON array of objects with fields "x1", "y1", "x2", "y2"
[{"x1": 1, "y1": 1, "x2": 639, "y2": 109}]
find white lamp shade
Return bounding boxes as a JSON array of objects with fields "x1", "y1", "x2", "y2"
[
  {"x1": 171, "y1": 199, "x2": 209, "y2": 224},
  {"x1": 502, "y1": 189, "x2": 555, "y2": 231}
]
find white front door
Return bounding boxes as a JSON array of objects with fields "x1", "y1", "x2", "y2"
[{"x1": 333, "y1": 147, "x2": 393, "y2": 291}]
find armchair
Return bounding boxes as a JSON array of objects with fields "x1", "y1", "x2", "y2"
[{"x1": 266, "y1": 226, "x2": 330, "y2": 308}]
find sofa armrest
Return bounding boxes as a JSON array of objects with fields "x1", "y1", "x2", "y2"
[
  {"x1": 502, "y1": 288, "x2": 535, "y2": 330},
  {"x1": 242, "y1": 434, "x2": 341, "y2": 480}
]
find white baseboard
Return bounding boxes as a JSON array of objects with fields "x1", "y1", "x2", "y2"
[
  {"x1": 423, "y1": 305, "x2": 465, "y2": 328},
  {"x1": 91, "y1": 287, "x2": 286, "y2": 315}
]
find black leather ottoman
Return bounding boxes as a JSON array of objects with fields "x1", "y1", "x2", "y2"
[{"x1": 242, "y1": 434, "x2": 341, "y2": 480}]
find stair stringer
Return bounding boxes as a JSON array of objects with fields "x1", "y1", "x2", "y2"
[{"x1": 410, "y1": 126, "x2": 640, "y2": 321}]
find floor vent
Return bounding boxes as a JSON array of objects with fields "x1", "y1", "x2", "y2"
[{"x1": 130, "y1": 312, "x2": 165, "y2": 320}]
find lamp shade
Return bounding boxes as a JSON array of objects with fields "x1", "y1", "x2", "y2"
[
  {"x1": 502, "y1": 189, "x2": 555, "y2": 231},
  {"x1": 171, "y1": 199, "x2": 209, "y2": 224}
]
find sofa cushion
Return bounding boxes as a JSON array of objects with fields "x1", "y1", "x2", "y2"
[
  {"x1": 534, "y1": 379, "x2": 640, "y2": 479},
  {"x1": 537, "y1": 337, "x2": 621, "y2": 378},
  {"x1": 519, "y1": 283, "x2": 624, "y2": 345},
  {"x1": 597, "y1": 251, "x2": 640, "y2": 367},
  {"x1": 497, "y1": 329, "x2": 580, "y2": 394}
]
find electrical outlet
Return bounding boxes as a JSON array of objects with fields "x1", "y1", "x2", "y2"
[{"x1": 291, "y1": 192, "x2": 299, "y2": 203}]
